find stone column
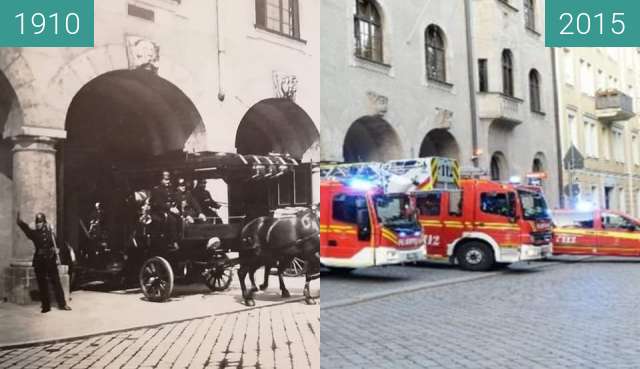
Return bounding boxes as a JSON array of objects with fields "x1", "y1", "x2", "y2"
[{"x1": 7, "y1": 135, "x2": 68, "y2": 304}]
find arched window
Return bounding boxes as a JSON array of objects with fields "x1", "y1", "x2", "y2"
[
  {"x1": 529, "y1": 69, "x2": 541, "y2": 112},
  {"x1": 490, "y1": 155, "x2": 502, "y2": 181},
  {"x1": 255, "y1": 0, "x2": 300, "y2": 38},
  {"x1": 425, "y1": 25, "x2": 446, "y2": 82},
  {"x1": 502, "y1": 49, "x2": 514, "y2": 96},
  {"x1": 354, "y1": 0, "x2": 383, "y2": 63},
  {"x1": 524, "y1": 0, "x2": 535, "y2": 30}
]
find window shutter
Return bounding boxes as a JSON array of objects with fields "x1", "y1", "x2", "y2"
[
  {"x1": 255, "y1": 0, "x2": 266, "y2": 27},
  {"x1": 292, "y1": 0, "x2": 300, "y2": 38}
]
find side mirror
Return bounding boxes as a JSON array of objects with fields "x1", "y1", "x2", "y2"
[
  {"x1": 356, "y1": 209, "x2": 371, "y2": 241},
  {"x1": 508, "y1": 215, "x2": 519, "y2": 224}
]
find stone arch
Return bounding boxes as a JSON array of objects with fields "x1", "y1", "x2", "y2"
[
  {"x1": 45, "y1": 44, "x2": 204, "y2": 133},
  {"x1": 343, "y1": 115, "x2": 402, "y2": 162},
  {"x1": 419, "y1": 128, "x2": 460, "y2": 160},
  {"x1": 235, "y1": 98, "x2": 319, "y2": 161},
  {"x1": 490, "y1": 151, "x2": 508, "y2": 181},
  {"x1": 0, "y1": 50, "x2": 41, "y2": 137},
  {"x1": 0, "y1": 69, "x2": 21, "y2": 298},
  {"x1": 60, "y1": 68, "x2": 206, "y2": 252}
]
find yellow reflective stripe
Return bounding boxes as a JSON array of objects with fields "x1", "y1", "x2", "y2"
[
  {"x1": 381, "y1": 228, "x2": 398, "y2": 242},
  {"x1": 382, "y1": 233, "x2": 397, "y2": 245}
]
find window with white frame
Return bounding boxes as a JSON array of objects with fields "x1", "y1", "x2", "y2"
[
  {"x1": 583, "y1": 119, "x2": 598, "y2": 157},
  {"x1": 255, "y1": 0, "x2": 300, "y2": 38},
  {"x1": 602, "y1": 126, "x2": 610, "y2": 160},
  {"x1": 564, "y1": 50, "x2": 574, "y2": 86},
  {"x1": 619, "y1": 187, "x2": 626, "y2": 213},
  {"x1": 596, "y1": 70, "x2": 605, "y2": 92},
  {"x1": 612, "y1": 128, "x2": 624, "y2": 162},
  {"x1": 568, "y1": 112, "x2": 579, "y2": 149},
  {"x1": 579, "y1": 61, "x2": 594, "y2": 96}
]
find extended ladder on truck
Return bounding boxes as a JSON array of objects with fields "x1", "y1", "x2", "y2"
[{"x1": 320, "y1": 157, "x2": 460, "y2": 194}]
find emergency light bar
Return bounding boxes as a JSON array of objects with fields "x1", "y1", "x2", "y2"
[{"x1": 321, "y1": 157, "x2": 460, "y2": 194}]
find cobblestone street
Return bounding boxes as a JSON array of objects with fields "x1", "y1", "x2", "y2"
[
  {"x1": 0, "y1": 302, "x2": 318, "y2": 369},
  {"x1": 321, "y1": 258, "x2": 640, "y2": 369}
]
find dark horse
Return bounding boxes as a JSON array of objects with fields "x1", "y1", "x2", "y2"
[{"x1": 238, "y1": 207, "x2": 320, "y2": 306}]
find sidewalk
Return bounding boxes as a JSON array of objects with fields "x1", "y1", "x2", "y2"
[{"x1": 0, "y1": 270, "x2": 319, "y2": 348}]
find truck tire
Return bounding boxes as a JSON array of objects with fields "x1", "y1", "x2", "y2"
[{"x1": 457, "y1": 241, "x2": 494, "y2": 271}]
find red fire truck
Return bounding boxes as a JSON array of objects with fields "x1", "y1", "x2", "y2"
[
  {"x1": 320, "y1": 163, "x2": 426, "y2": 269},
  {"x1": 552, "y1": 208, "x2": 640, "y2": 256},
  {"x1": 416, "y1": 175, "x2": 553, "y2": 271}
]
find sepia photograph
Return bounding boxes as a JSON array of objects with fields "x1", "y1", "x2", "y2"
[{"x1": 0, "y1": 1, "x2": 319, "y2": 368}]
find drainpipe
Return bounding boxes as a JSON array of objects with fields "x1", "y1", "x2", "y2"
[
  {"x1": 464, "y1": 0, "x2": 479, "y2": 168},
  {"x1": 215, "y1": 0, "x2": 225, "y2": 102},
  {"x1": 551, "y1": 47, "x2": 565, "y2": 207}
]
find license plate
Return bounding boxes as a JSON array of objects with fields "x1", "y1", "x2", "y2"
[{"x1": 406, "y1": 252, "x2": 418, "y2": 261}]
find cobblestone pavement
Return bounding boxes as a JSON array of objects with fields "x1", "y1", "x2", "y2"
[
  {"x1": 0, "y1": 302, "x2": 319, "y2": 369},
  {"x1": 321, "y1": 257, "x2": 640, "y2": 369}
]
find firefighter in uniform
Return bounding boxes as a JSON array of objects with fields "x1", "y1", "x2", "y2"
[
  {"x1": 175, "y1": 178, "x2": 206, "y2": 223},
  {"x1": 150, "y1": 171, "x2": 181, "y2": 251},
  {"x1": 192, "y1": 179, "x2": 223, "y2": 224},
  {"x1": 16, "y1": 212, "x2": 72, "y2": 313}
]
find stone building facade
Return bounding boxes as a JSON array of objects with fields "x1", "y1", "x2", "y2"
[
  {"x1": 0, "y1": 0, "x2": 319, "y2": 302},
  {"x1": 556, "y1": 47, "x2": 640, "y2": 214},
  {"x1": 321, "y1": 0, "x2": 560, "y2": 206},
  {"x1": 471, "y1": 0, "x2": 560, "y2": 205},
  {"x1": 321, "y1": 0, "x2": 475, "y2": 168}
]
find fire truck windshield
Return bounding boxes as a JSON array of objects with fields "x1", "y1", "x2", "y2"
[
  {"x1": 373, "y1": 195, "x2": 414, "y2": 226},
  {"x1": 518, "y1": 190, "x2": 550, "y2": 221}
]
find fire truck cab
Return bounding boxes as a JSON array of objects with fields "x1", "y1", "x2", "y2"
[
  {"x1": 320, "y1": 163, "x2": 426, "y2": 269},
  {"x1": 418, "y1": 178, "x2": 553, "y2": 271}
]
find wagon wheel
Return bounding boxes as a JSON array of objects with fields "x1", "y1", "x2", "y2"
[
  {"x1": 202, "y1": 255, "x2": 233, "y2": 292},
  {"x1": 283, "y1": 257, "x2": 306, "y2": 277},
  {"x1": 139, "y1": 256, "x2": 174, "y2": 302}
]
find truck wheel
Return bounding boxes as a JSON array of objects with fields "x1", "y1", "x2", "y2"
[{"x1": 457, "y1": 242, "x2": 494, "y2": 271}]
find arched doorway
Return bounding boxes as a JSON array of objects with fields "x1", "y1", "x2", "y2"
[
  {"x1": 61, "y1": 69, "x2": 205, "y2": 252},
  {"x1": 419, "y1": 129, "x2": 460, "y2": 159},
  {"x1": 0, "y1": 70, "x2": 21, "y2": 296},
  {"x1": 234, "y1": 98, "x2": 319, "y2": 217},
  {"x1": 490, "y1": 152, "x2": 507, "y2": 181},
  {"x1": 343, "y1": 116, "x2": 402, "y2": 162},
  {"x1": 531, "y1": 152, "x2": 547, "y2": 190}
]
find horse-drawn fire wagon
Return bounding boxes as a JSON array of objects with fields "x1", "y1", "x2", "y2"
[{"x1": 67, "y1": 151, "x2": 319, "y2": 305}]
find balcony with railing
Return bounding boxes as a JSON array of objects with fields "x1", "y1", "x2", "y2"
[
  {"x1": 595, "y1": 89, "x2": 635, "y2": 122},
  {"x1": 477, "y1": 92, "x2": 524, "y2": 127}
]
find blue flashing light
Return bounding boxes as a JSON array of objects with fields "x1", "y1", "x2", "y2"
[
  {"x1": 398, "y1": 231, "x2": 407, "y2": 237},
  {"x1": 576, "y1": 201, "x2": 594, "y2": 212},
  {"x1": 348, "y1": 178, "x2": 376, "y2": 191}
]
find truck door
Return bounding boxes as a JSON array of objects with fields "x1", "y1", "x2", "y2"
[
  {"x1": 599, "y1": 211, "x2": 638, "y2": 256},
  {"x1": 552, "y1": 211, "x2": 597, "y2": 255},
  {"x1": 416, "y1": 192, "x2": 445, "y2": 258},
  {"x1": 476, "y1": 190, "x2": 520, "y2": 249},
  {"x1": 322, "y1": 193, "x2": 374, "y2": 266}
]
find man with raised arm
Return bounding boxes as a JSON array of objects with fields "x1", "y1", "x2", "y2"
[{"x1": 16, "y1": 212, "x2": 72, "y2": 313}]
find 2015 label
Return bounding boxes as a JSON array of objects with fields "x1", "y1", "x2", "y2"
[{"x1": 559, "y1": 12, "x2": 625, "y2": 36}]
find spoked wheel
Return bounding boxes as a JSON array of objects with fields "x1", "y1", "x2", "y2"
[
  {"x1": 283, "y1": 257, "x2": 306, "y2": 277},
  {"x1": 203, "y1": 266, "x2": 233, "y2": 291},
  {"x1": 139, "y1": 256, "x2": 174, "y2": 302},
  {"x1": 202, "y1": 254, "x2": 233, "y2": 292}
]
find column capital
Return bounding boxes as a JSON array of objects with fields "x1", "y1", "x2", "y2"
[{"x1": 12, "y1": 134, "x2": 60, "y2": 154}]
